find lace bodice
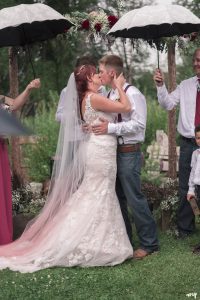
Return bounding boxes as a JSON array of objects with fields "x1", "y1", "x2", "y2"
[{"x1": 83, "y1": 94, "x2": 116, "y2": 125}]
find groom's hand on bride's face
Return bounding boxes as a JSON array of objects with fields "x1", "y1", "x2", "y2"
[{"x1": 92, "y1": 118, "x2": 108, "y2": 135}]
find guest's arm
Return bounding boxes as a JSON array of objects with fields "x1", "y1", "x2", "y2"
[
  {"x1": 4, "y1": 78, "x2": 40, "y2": 111},
  {"x1": 154, "y1": 69, "x2": 180, "y2": 110}
]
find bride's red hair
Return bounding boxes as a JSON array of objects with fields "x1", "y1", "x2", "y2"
[{"x1": 74, "y1": 64, "x2": 96, "y2": 111}]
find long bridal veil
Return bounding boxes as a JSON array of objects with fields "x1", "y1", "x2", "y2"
[{"x1": 0, "y1": 73, "x2": 88, "y2": 257}]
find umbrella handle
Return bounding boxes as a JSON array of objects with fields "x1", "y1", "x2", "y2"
[
  {"x1": 26, "y1": 45, "x2": 36, "y2": 79},
  {"x1": 157, "y1": 49, "x2": 160, "y2": 69},
  {"x1": 22, "y1": 25, "x2": 36, "y2": 78}
]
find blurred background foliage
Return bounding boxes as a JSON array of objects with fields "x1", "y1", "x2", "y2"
[{"x1": 0, "y1": 0, "x2": 199, "y2": 181}]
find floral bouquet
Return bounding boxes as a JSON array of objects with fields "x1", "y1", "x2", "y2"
[{"x1": 65, "y1": 10, "x2": 118, "y2": 41}]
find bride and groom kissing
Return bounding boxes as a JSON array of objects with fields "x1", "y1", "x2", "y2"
[{"x1": 0, "y1": 54, "x2": 158, "y2": 273}]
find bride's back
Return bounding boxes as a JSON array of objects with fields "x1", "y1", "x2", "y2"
[{"x1": 83, "y1": 94, "x2": 116, "y2": 126}]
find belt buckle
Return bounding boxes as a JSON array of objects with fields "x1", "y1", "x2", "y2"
[{"x1": 117, "y1": 136, "x2": 124, "y2": 145}]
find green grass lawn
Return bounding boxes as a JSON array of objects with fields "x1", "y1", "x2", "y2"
[{"x1": 0, "y1": 231, "x2": 200, "y2": 300}]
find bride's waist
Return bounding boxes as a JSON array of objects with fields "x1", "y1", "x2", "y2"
[{"x1": 88, "y1": 133, "x2": 117, "y2": 145}]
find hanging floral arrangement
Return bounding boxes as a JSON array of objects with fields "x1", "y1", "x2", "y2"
[
  {"x1": 65, "y1": 10, "x2": 118, "y2": 41},
  {"x1": 146, "y1": 32, "x2": 200, "y2": 54}
]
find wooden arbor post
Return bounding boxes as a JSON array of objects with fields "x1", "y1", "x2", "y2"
[
  {"x1": 167, "y1": 42, "x2": 177, "y2": 179},
  {"x1": 9, "y1": 47, "x2": 27, "y2": 188}
]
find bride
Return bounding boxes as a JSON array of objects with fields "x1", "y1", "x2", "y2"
[{"x1": 0, "y1": 64, "x2": 133, "y2": 273}]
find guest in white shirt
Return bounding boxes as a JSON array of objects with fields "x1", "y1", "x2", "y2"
[
  {"x1": 154, "y1": 48, "x2": 200, "y2": 238},
  {"x1": 93, "y1": 55, "x2": 159, "y2": 259},
  {"x1": 187, "y1": 125, "x2": 200, "y2": 201}
]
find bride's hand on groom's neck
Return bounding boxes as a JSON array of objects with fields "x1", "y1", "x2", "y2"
[{"x1": 114, "y1": 73, "x2": 125, "y2": 89}]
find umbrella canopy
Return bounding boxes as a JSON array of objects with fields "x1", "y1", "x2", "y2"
[
  {"x1": 107, "y1": 4, "x2": 200, "y2": 39},
  {"x1": 0, "y1": 3, "x2": 74, "y2": 47},
  {"x1": 0, "y1": 109, "x2": 32, "y2": 136}
]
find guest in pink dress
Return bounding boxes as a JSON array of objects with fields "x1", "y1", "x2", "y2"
[{"x1": 0, "y1": 79, "x2": 40, "y2": 245}]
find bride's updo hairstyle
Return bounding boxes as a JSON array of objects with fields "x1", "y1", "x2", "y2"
[{"x1": 74, "y1": 64, "x2": 96, "y2": 104}]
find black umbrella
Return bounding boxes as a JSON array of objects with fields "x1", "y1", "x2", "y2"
[
  {"x1": 0, "y1": 3, "x2": 74, "y2": 77},
  {"x1": 0, "y1": 108, "x2": 32, "y2": 136},
  {"x1": 108, "y1": 4, "x2": 200, "y2": 68}
]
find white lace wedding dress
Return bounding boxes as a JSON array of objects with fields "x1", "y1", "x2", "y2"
[{"x1": 0, "y1": 95, "x2": 133, "y2": 273}]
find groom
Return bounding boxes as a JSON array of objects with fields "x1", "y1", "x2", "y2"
[{"x1": 92, "y1": 55, "x2": 159, "y2": 259}]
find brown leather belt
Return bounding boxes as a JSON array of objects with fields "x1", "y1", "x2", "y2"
[{"x1": 117, "y1": 143, "x2": 141, "y2": 153}]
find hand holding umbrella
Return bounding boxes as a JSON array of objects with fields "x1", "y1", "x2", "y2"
[{"x1": 153, "y1": 69, "x2": 164, "y2": 86}]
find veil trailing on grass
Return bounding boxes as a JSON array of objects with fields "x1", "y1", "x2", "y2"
[{"x1": 0, "y1": 73, "x2": 88, "y2": 260}]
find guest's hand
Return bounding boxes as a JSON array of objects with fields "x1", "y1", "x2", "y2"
[
  {"x1": 26, "y1": 78, "x2": 41, "y2": 91},
  {"x1": 92, "y1": 118, "x2": 109, "y2": 135},
  {"x1": 187, "y1": 193, "x2": 195, "y2": 201},
  {"x1": 153, "y1": 69, "x2": 164, "y2": 87},
  {"x1": 114, "y1": 73, "x2": 126, "y2": 89}
]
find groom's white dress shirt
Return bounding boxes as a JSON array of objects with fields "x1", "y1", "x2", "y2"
[
  {"x1": 156, "y1": 76, "x2": 199, "y2": 138},
  {"x1": 107, "y1": 83, "x2": 147, "y2": 144}
]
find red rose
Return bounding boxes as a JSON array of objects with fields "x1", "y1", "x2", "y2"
[
  {"x1": 108, "y1": 15, "x2": 118, "y2": 28},
  {"x1": 81, "y1": 19, "x2": 90, "y2": 30},
  {"x1": 94, "y1": 22, "x2": 102, "y2": 32}
]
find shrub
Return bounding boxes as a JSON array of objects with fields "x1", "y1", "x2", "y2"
[
  {"x1": 12, "y1": 184, "x2": 46, "y2": 216},
  {"x1": 23, "y1": 91, "x2": 60, "y2": 182}
]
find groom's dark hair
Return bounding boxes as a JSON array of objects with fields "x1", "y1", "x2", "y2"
[{"x1": 99, "y1": 55, "x2": 123, "y2": 76}]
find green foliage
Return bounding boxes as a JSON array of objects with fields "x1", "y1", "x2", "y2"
[
  {"x1": 153, "y1": 179, "x2": 179, "y2": 232},
  {"x1": 12, "y1": 184, "x2": 46, "y2": 216},
  {"x1": 143, "y1": 99, "x2": 168, "y2": 152},
  {"x1": 175, "y1": 0, "x2": 200, "y2": 18},
  {"x1": 135, "y1": 70, "x2": 157, "y2": 100},
  {"x1": 23, "y1": 92, "x2": 59, "y2": 182}
]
